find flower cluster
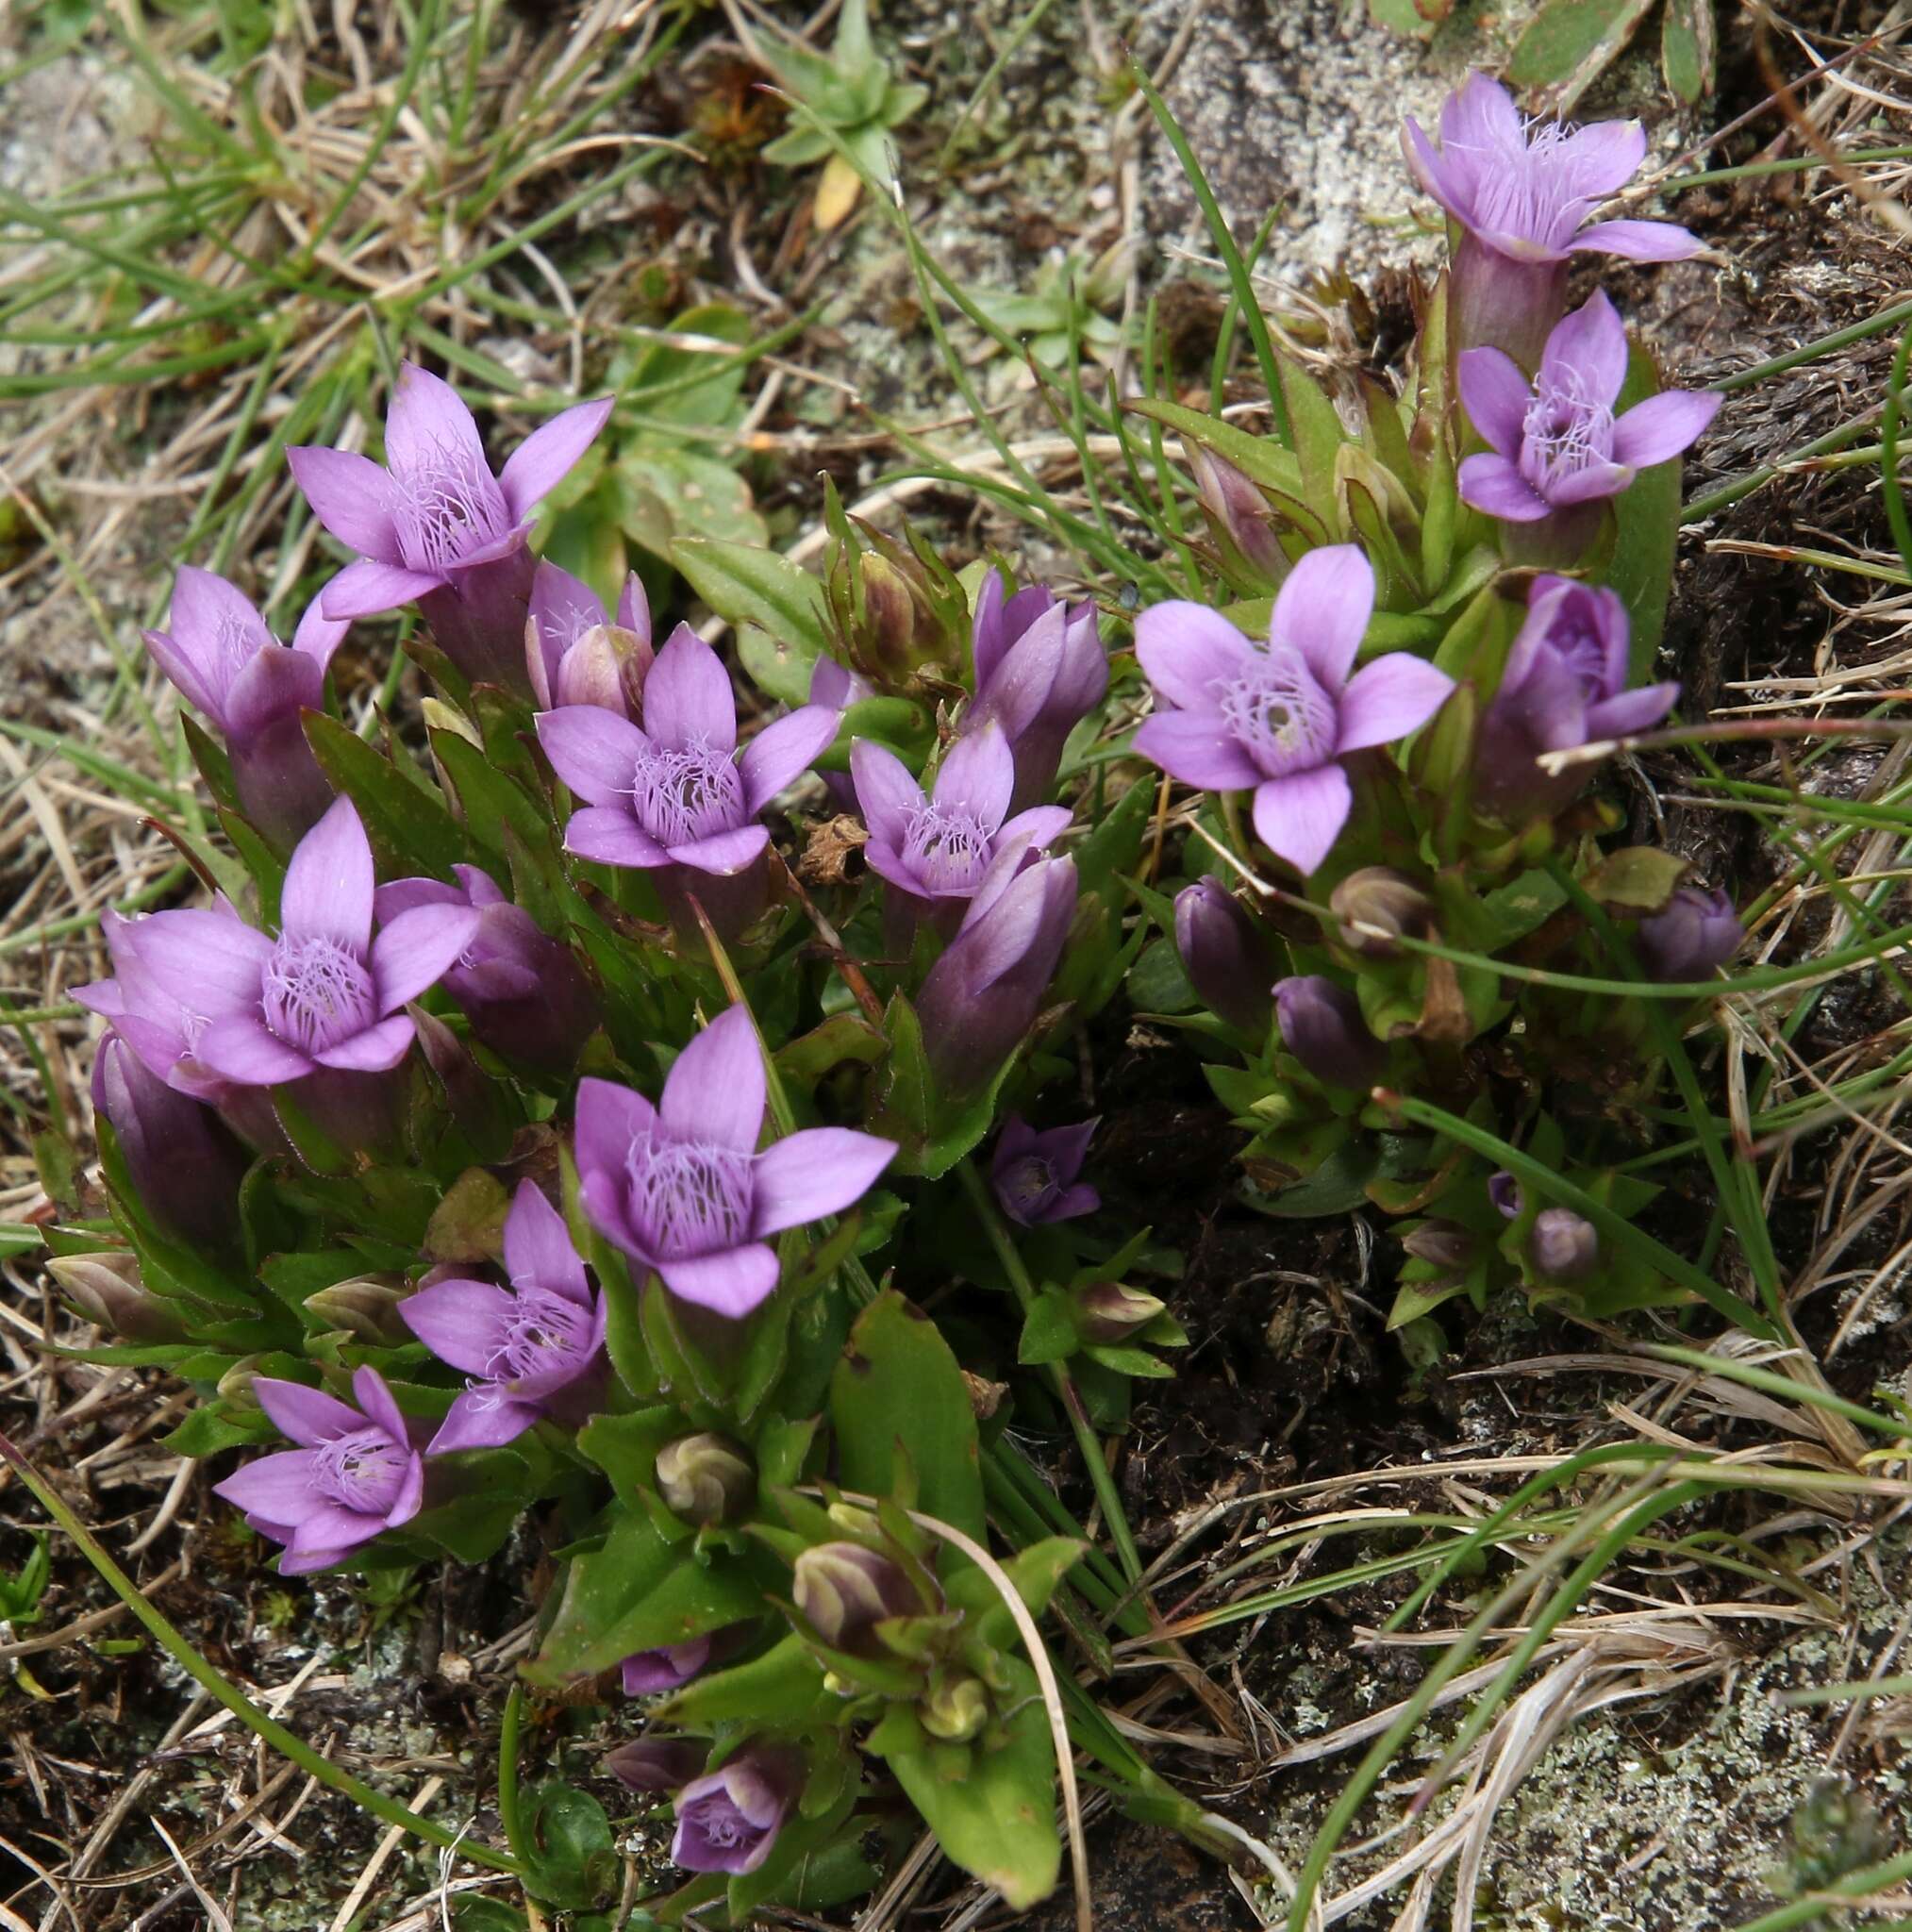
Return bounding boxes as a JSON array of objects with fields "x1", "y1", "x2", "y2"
[{"x1": 54, "y1": 58, "x2": 1755, "y2": 1926}]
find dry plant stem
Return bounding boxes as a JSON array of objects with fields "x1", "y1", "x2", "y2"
[
  {"x1": 0, "y1": 1432, "x2": 527, "y2": 1881},
  {"x1": 955, "y1": 1158, "x2": 1142, "y2": 1583}
]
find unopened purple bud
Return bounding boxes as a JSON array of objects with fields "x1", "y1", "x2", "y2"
[
  {"x1": 91, "y1": 1032, "x2": 246, "y2": 1254},
  {"x1": 917, "y1": 849, "x2": 1078, "y2": 1099},
  {"x1": 1488, "y1": 1172, "x2": 1522, "y2": 1220},
  {"x1": 622, "y1": 1639, "x2": 714, "y2": 1696},
  {"x1": 47, "y1": 1252, "x2": 186, "y2": 1343},
  {"x1": 1401, "y1": 1221, "x2": 1475, "y2": 1272},
  {"x1": 525, "y1": 562, "x2": 654, "y2": 718},
  {"x1": 671, "y1": 1744, "x2": 802, "y2": 1876},
  {"x1": 791, "y1": 1541, "x2": 917, "y2": 1650},
  {"x1": 1331, "y1": 868, "x2": 1433, "y2": 958},
  {"x1": 655, "y1": 1433, "x2": 755, "y2": 1525},
  {"x1": 1074, "y1": 1281, "x2": 1167, "y2": 1345},
  {"x1": 607, "y1": 1737, "x2": 706, "y2": 1794},
  {"x1": 1637, "y1": 887, "x2": 1742, "y2": 983},
  {"x1": 1188, "y1": 444, "x2": 1288, "y2": 585},
  {"x1": 963, "y1": 573, "x2": 1107, "y2": 813},
  {"x1": 1173, "y1": 879, "x2": 1276, "y2": 1034},
  {"x1": 1529, "y1": 1207, "x2": 1599, "y2": 1281},
  {"x1": 1273, "y1": 976, "x2": 1385, "y2": 1091}
]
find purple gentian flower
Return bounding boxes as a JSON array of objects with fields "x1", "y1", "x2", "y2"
[
  {"x1": 852, "y1": 720, "x2": 1071, "y2": 921},
  {"x1": 213, "y1": 1366, "x2": 425, "y2": 1575},
  {"x1": 622, "y1": 1639, "x2": 714, "y2": 1696},
  {"x1": 401, "y1": 1181, "x2": 605, "y2": 1452},
  {"x1": 916, "y1": 841, "x2": 1079, "y2": 1098},
  {"x1": 1637, "y1": 886, "x2": 1742, "y2": 982},
  {"x1": 574, "y1": 1004, "x2": 896, "y2": 1319},
  {"x1": 289, "y1": 363, "x2": 611, "y2": 691},
  {"x1": 91, "y1": 1030, "x2": 247, "y2": 1253},
  {"x1": 1134, "y1": 546, "x2": 1454, "y2": 877},
  {"x1": 990, "y1": 1115, "x2": 1099, "y2": 1225},
  {"x1": 536, "y1": 625, "x2": 839, "y2": 880},
  {"x1": 962, "y1": 573, "x2": 1107, "y2": 813},
  {"x1": 1274, "y1": 975, "x2": 1386, "y2": 1091},
  {"x1": 1458, "y1": 292, "x2": 1721, "y2": 532},
  {"x1": 106, "y1": 798, "x2": 478, "y2": 1088},
  {"x1": 1530, "y1": 1208, "x2": 1599, "y2": 1281},
  {"x1": 524, "y1": 559, "x2": 654, "y2": 717},
  {"x1": 1488, "y1": 1173, "x2": 1522, "y2": 1219},
  {"x1": 1404, "y1": 71, "x2": 1703, "y2": 367},
  {"x1": 142, "y1": 567, "x2": 347, "y2": 853},
  {"x1": 1173, "y1": 879, "x2": 1278, "y2": 1036},
  {"x1": 671, "y1": 1745, "x2": 802, "y2": 1876},
  {"x1": 374, "y1": 865, "x2": 599, "y2": 1074},
  {"x1": 1473, "y1": 574, "x2": 1680, "y2": 822}
]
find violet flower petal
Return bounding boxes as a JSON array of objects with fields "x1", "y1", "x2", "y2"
[
  {"x1": 504, "y1": 1181, "x2": 590, "y2": 1305},
  {"x1": 498, "y1": 396, "x2": 615, "y2": 522},
  {"x1": 566, "y1": 807, "x2": 672, "y2": 869},
  {"x1": 1457, "y1": 347, "x2": 1530, "y2": 458},
  {"x1": 1134, "y1": 710, "x2": 1267, "y2": 791},
  {"x1": 1539, "y1": 291, "x2": 1628, "y2": 406},
  {"x1": 286, "y1": 446, "x2": 405, "y2": 560},
  {"x1": 370, "y1": 904, "x2": 481, "y2": 1012},
  {"x1": 663, "y1": 825, "x2": 770, "y2": 875},
  {"x1": 1133, "y1": 601, "x2": 1255, "y2": 711},
  {"x1": 1251, "y1": 763, "x2": 1353, "y2": 876},
  {"x1": 644, "y1": 626, "x2": 738, "y2": 752},
  {"x1": 196, "y1": 1012, "x2": 314, "y2": 1085},
  {"x1": 401, "y1": 1277, "x2": 518, "y2": 1374},
  {"x1": 1609, "y1": 389, "x2": 1721, "y2": 469},
  {"x1": 429, "y1": 1388, "x2": 543, "y2": 1454},
  {"x1": 1275, "y1": 544, "x2": 1372, "y2": 691},
  {"x1": 850, "y1": 740, "x2": 923, "y2": 847},
  {"x1": 319, "y1": 558, "x2": 446, "y2": 620},
  {"x1": 1335, "y1": 654, "x2": 1455, "y2": 752},
  {"x1": 751, "y1": 1127, "x2": 897, "y2": 1236},
  {"x1": 254, "y1": 1375, "x2": 363, "y2": 1445},
  {"x1": 1573, "y1": 217, "x2": 1703, "y2": 262},
  {"x1": 536, "y1": 707, "x2": 648, "y2": 807},
  {"x1": 281, "y1": 797, "x2": 375, "y2": 950},
  {"x1": 310, "y1": 1013, "x2": 415, "y2": 1072},
  {"x1": 657, "y1": 1244, "x2": 781, "y2": 1318},
  {"x1": 1457, "y1": 453, "x2": 1550, "y2": 522},
  {"x1": 658, "y1": 1006, "x2": 765, "y2": 1152},
  {"x1": 213, "y1": 1448, "x2": 322, "y2": 1519},
  {"x1": 740, "y1": 704, "x2": 838, "y2": 813}
]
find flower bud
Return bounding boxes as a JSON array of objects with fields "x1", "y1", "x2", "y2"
[
  {"x1": 216, "y1": 1356, "x2": 262, "y2": 1407},
  {"x1": 1529, "y1": 1208, "x2": 1599, "y2": 1282},
  {"x1": 791, "y1": 1541, "x2": 917, "y2": 1649},
  {"x1": 607, "y1": 1736, "x2": 706, "y2": 1794},
  {"x1": 1400, "y1": 1221, "x2": 1474, "y2": 1272},
  {"x1": 823, "y1": 492, "x2": 968, "y2": 694},
  {"x1": 655, "y1": 1434, "x2": 756, "y2": 1526},
  {"x1": 1330, "y1": 868, "x2": 1433, "y2": 958},
  {"x1": 1173, "y1": 878, "x2": 1276, "y2": 1035},
  {"x1": 554, "y1": 622, "x2": 652, "y2": 718},
  {"x1": 921, "y1": 1674, "x2": 989, "y2": 1742},
  {"x1": 1636, "y1": 886, "x2": 1742, "y2": 984},
  {"x1": 1188, "y1": 444, "x2": 1288, "y2": 586},
  {"x1": 305, "y1": 1275, "x2": 411, "y2": 1344},
  {"x1": 47, "y1": 1252, "x2": 186, "y2": 1343},
  {"x1": 1273, "y1": 976, "x2": 1385, "y2": 1090},
  {"x1": 1074, "y1": 1281, "x2": 1167, "y2": 1345},
  {"x1": 1488, "y1": 1173, "x2": 1522, "y2": 1220}
]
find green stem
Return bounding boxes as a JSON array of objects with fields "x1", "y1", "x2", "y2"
[
  {"x1": 0, "y1": 1433, "x2": 526, "y2": 1878},
  {"x1": 498, "y1": 1682, "x2": 527, "y2": 1860},
  {"x1": 956, "y1": 1160, "x2": 1143, "y2": 1584}
]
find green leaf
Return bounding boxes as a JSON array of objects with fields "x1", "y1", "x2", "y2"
[
  {"x1": 831, "y1": 1291, "x2": 986, "y2": 1550},
  {"x1": 886, "y1": 1679, "x2": 1059, "y2": 1909},
  {"x1": 303, "y1": 711, "x2": 464, "y2": 877},
  {"x1": 1017, "y1": 1292, "x2": 1080, "y2": 1367},
  {"x1": 1122, "y1": 395, "x2": 1303, "y2": 499},
  {"x1": 1662, "y1": 0, "x2": 1715, "y2": 104},
  {"x1": 1506, "y1": 0, "x2": 1657, "y2": 111},
  {"x1": 1608, "y1": 343, "x2": 1685, "y2": 678},
  {"x1": 1582, "y1": 845, "x2": 1689, "y2": 914},
  {"x1": 1368, "y1": 0, "x2": 1453, "y2": 44},
  {"x1": 656, "y1": 1632, "x2": 836, "y2": 1728},
  {"x1": 673, "y1": 536, "x2": 830, "y2": 707},
  {"x1": 521, "y1": 1783, "x2": 617, "y2": 1911}
]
